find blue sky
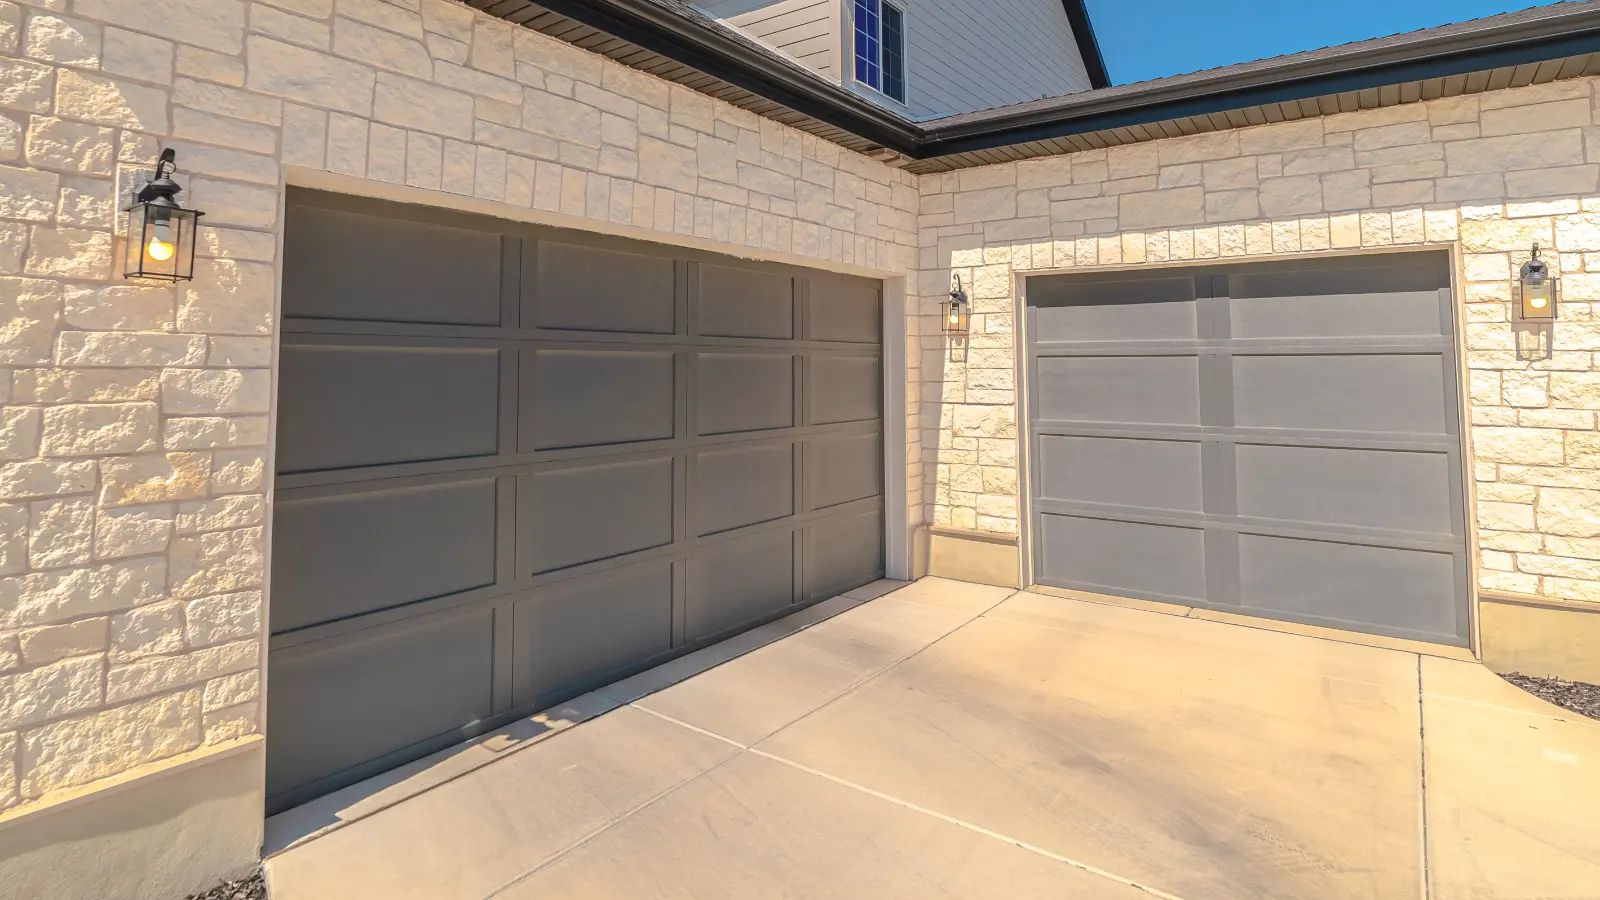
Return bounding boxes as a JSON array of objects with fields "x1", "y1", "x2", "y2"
[{"x1": 1083, "y1": 0, "x2": 1563, "y2": 85}]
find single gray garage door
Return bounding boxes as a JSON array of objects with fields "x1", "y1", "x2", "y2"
[
  {"x1": 1025, "y1": 252, "x2": 1469, "y2": 646},
  {"x1": 266, "y1": 189, "x2": 885, "y2": 812}
]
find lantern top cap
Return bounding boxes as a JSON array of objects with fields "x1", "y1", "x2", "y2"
[
  {"x1": 135, "y1": 148, "x2": 183, "y2": 209},
  {"x1": 1523, "y1": 242, "x2": 1551, "y2": 281}
]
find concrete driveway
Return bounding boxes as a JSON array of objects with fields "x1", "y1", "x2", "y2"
[{"x1": 263, "y1": 578, "x2": 1600, "y2": 900}]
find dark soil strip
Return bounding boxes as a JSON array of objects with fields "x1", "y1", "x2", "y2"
[
  {"x1": 183, "y1": 870, "x2": 265, "y2": 900},
  {"x1": 1502, "y1": 672, "x2": 1600, "y2": 721}
]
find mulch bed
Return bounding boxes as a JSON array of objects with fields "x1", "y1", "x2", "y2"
[
  {"x1": 183, "y1": 870, "x2": 265, "y2": 900},
  {"x1": 1502, "y1": 672, "x2": 1600, "y2": 721}
]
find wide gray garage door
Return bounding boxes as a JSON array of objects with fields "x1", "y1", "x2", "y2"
[
  {"x1": 1025, "y1": 252, "x2": 1469, "y2": 646},
  {"x1": 267, "y1": 189, "x2": 885, "y2": 812}
]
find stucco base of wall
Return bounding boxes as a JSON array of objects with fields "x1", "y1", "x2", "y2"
[
  {"x1": 1480, "y1": 594, "x2": 1600, "y2": 684},
  {"x1": 0, "y1": 742, "x2": 264, "y2": 900},
  {"x1": 913, "y1": 527, "x2": 1021, "y2": 588}
]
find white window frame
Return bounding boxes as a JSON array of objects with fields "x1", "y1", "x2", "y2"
[{"x1": 851, "y1": 0, "x2": 907, "y2": 104}]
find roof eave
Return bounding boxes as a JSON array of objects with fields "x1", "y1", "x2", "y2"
[
  {"x1": 923, "y1": 5, "x2": 1600, "y2": 156},
  {"x1": 475, "y1": 0, "x2": 1600, "y2": 167},
  {"x1": 475, "y1": 0, "x2": 922, "y2": 154}
]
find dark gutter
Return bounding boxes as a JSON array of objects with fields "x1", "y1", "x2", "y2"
[
  {"x1": 477, "y1": 0, "x2": 921, "y2": 154},
  {"x1": 1061, "y1": 0, "x2": 1111, "y2": 88},
  {"x1": 483, "y1": 0, "x2": 1600, "y2": 163},
  {"x1": 920, "y1": 3, "x2": 1600, "y2": 157}
]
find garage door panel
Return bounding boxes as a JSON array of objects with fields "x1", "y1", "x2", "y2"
[
  {"x1": 807, "y1": 276, "x2": 879, "y2": 343},
  {"x1": 283, "y1": 204, "x2": 503, "y2": 326},
  {"x1": 1030, "y1": 276, "x2": 1197, "y2": 342},
  {"x1": 697, "y1": 352, "x2": 795, "y2": 435},
  {"x1": 811, "y1": 356, "x2": 881, "y2": 425},
  {"x1": 807, "y1": 509, "x2": 884, "y2": 600},
  {"x1": 687, "y1": 529, "x2": 795, "y2": 641},
  {"x1": 272, "y1": 480, "x2": 498, "y2": 633},
  {"x1": 1038, "y1": 514, "x2": 1207, "y2": 603},
  {"x1": 1036, "y1": 435, "x2": 1203, "y2": 512},
  {"x1": 699, "y1": 266, "x2": 794, "y2": 339},
  {"x1": 809, "y1": 432, "x2": 882, "y2": 510},
  {"x1": 1228, "y1": 265, "x2": 1444, "y2": 339},
  {"x1": 1036, "y1": 356, "x2": 1201, "y2": 426},
  {"x1": 693, "y1": 443, "x2": 795, "y2": 536},
  {"x1": 266, "y1": 607, "x2": 496, "y2": 805},
  {"x1": 1233, "y1": 354, "x2": 1448, "y2": 434},
  {"x1": 511, "y1": 561, "x2": 674, "y2": 710},
  {"x1": 277, "y1": 344, "x2": 501, "y2": 473},
  {"x1": 520, "y1": 349, "x2": 676, "y2": 451},
  {"x1": 522, "y1": 459, "x2": 674, "y2": 574},
  {"x1": 275, "y1": 190, "x2": 884, "y2": 809},
  {"x1": 533, "y1": 242, "x2": 676, "y2": 334},
  {"x1": 1236, "y1": 535, "x2": 1463, "y2": 641},
  {"x1": 1027, "y1": 253, "x2": 1468, "y2": 647},
  {"x1": 1235, "y1": 445, "x2": 1456, "y2": 535},
  {"x1": 1230, "y1": 290, "x2": 1443, "y2": 339}
]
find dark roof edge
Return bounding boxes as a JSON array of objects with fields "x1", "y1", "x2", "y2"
[
  {"x1": 493, "y1": 1, "x2": 1600, "y2": 164},
  {"x1": 508, "y1": 0, "x2": 922, "y2": 153},
  {"x1": 920, "y1": 4, "x2": 1600, "y2": 157},
  {"x1": 1060, "y1": 0, "x2": 1111, "y2": 89}
]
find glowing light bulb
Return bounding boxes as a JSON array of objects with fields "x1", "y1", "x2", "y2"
[
  {"x1": 146, "y1": 219, "x2": 175, "y2": 262},
  {"x1": 1530, "y1": 294, "x2": 1549, "y2": 310},
  {"x1": 949, "y1": 313, "x2": 960, "y2": 324}
]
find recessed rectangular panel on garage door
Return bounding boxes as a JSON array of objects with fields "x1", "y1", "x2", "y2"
[{"x1": 1026, "y1": 253, "x2": 1468, "y2": 646}]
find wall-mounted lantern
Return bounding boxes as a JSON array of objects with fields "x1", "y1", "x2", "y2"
[
  {"x1": 942, "y1": 275, "x2": 969, "y2": 334},
  {"x1": 1514, "y1": 243, "x2": 1559, "y2": 323},
  {"x1": 122, "y1": 148, "x2": 202, "y2": 282}
]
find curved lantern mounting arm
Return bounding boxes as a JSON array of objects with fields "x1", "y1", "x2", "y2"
[{"x1": 135, "y1": 148, "x2": 184, "y2": 210}]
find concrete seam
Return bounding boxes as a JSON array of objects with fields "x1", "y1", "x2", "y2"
[
  {"x1": 478, "y1": 737, "x2": 750, "y2": 899},
  {"x1": 747, "y1": 747, "x2": 1190, "y2": 900},
  {"x1": 1418, "y1": 655, "x2": 1433, "y2": 900}
]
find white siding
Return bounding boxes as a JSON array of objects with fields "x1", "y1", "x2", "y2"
[
  {"x1": 699, "y1": 0, "x2": 842, "y2": 81},
  {"x1": 702, "y1": 0, "x2": 1096, "y2": 118},
  {"x1": 888, "y1": 0, "x2": 1094, "y2": 118}
]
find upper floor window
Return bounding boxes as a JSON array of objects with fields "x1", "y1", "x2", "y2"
[{"x1": 853, "y1": 0, "x2": 905, "y2": 103}]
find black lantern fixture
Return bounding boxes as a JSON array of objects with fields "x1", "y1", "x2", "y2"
[
  {"x1": 122, "y1": 148, "x2": 202, "y2": 282},
  {"x1": 1515, "y1": 243, "x2": 1558, "y2": 323},
  {"x1": 942, "y1": 275, "x2": 970, "y2": 334}
]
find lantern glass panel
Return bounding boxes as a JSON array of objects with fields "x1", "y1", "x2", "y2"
[
  {"x1": 1515, "y1": 275, "x2": 1558, "y2": 322},
  {"x1": 941, "y1": 299, "x2": 969, "y2": 333},
  {"x1": 123, "y1": 203, "x2": 200, "y2": 282}
]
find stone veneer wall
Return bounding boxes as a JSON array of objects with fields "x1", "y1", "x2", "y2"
[
  {"x1": 914, "y1": 76, "x2": 1600, "y2": 609},
  {"x1": 0, "y1": 0, "x2": 918, "y2": 816}
]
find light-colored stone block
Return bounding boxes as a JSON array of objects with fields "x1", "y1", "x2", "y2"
[
  {"x1": 19, "y1": 690, "x2": 202, "y2": 799},
  {"x1": 0, "y1": 655, "x2": 102, "y2": 731},
  {"x1": 26, "y1": 496, "x2": 92, "y2": 568},
  {"x1": 110, "y1": 602, "x2": 185, "y2": 663},
  {"x1": 373, "y1": 72, "x2": 472, "y2": 139},
  {"x1": 246, "y1": 34, "x2": 375, "y2": 115},
  {"x1": 185, "y1": 590, "x2": 261, "y2": 648},
  {"x1": 25, "y1": 117, "x2": 114, "y2": 174},
  {"x1": 101, "y1": 26, "x2": 172, "y2": 85},
  {"x1": 94, "y1": 504, "x2": 172, "y2": 560},
  {"x1": 40, "y1": 403, "x2": 158, "y2": 457},
  {"x1": 18, "y1": 616, "x2": 107, "y2": 666},
  {"x1": 55, "y1": 70, "x2": 167, "y2": 132},
  {"x1": 0, "y1": 164, "x2": 59, "y2": 222},
  {"x1": 97, "y1": 452, "x2": 210, "y2": 507},
  {"x1": 105, "y1": 639, "x2": 257, "y2": 704},
  {"x1": 0, "y1": 556, "x2": 165, "y2": 630}
]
